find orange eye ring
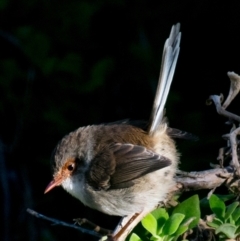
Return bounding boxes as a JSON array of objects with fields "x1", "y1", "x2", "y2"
[{"x1": 63, "y1": 158, "x2": 76, "y2": 173}]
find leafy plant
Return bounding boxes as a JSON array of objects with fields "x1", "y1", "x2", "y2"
[
  {"x1": 207, "y1": 194, "x2": 240, "y2": 240},
  {"x1": 129, "y1": 195, "x2": 200, "y2": 241}
]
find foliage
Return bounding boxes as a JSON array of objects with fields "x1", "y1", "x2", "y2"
[
  {"x1": 207, "y1": 194, "x2": 240, "y2": 240},
  {"x1": 127, "y1": 194, "x2": 240, "y2": 241},
  {"x1": 128, "y1": 195, "x2": 200, "y2": 241}
]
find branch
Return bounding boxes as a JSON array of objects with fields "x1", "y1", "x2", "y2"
[
  {"x1": 206, "y1": 94, "x2": 240, "y2": 122},
  {"x1": 26, "y1": 209, "x2": 102, "y2": 238},
  {"x1": 223, "y1": 72, "x2": 240, "y2": 109},
  {"x1": 175, "y1": 167, "x2": 233, "y2": 192}
]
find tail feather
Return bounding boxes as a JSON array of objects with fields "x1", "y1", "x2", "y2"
[{"x1": 148, "y1": 23, "x2": 181, "y2": 135}]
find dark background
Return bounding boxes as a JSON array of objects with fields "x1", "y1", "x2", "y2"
[{"x1": 1, "y1": 1, "x2": 240, "y2": 241}]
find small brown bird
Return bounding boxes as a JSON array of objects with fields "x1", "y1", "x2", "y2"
[{"x1": 45, "y1": 24, "x2": 185, "y2": 240}]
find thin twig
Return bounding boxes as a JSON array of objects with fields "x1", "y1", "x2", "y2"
[
  {"x1": 217, "y1": 147, "x2": 225, "y2": 168},
  {"x1": 26, "y1": 209, "x2": 102, "y2": 238},
  {"x1": 73, "y1": 218, "x2": 111, "y2": 235},
  {"x1": 229, "y1": 127, "x2": 240, "y2": 176},
  {"x1": 223, "y1": 72, "x2": 240, "y2": 109},
  {"x1": 207, "y1": 94, "x2": 240, "y2": 122}
]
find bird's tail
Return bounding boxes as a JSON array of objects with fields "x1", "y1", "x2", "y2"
[{"x1": 148, "y1": 23, "x2": 181, "y2": 135}]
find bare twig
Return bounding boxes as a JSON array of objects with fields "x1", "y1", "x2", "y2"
[
  {"x1": 229, "y1": 127, "x2": 240, "y2": 176},
  {"x1": 26, "y1": 209, "x2": 102, "y2": 238},
  {"x1": 217, "y1": 147, "x2": 225, "y2": 168},
  {"x1": 73, "y1": 218, "x2": 111, "y2": 235},
  {"x1": 223, "y1": 72, "x2": 240, "y2": 109},
  {"x1": 207, "y1": 94, "x2": 240, "y2": 122}
]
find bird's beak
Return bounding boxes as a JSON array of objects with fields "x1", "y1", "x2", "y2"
[{"x1": 44, "y1": 174, "x2": 63, "y2": 194}]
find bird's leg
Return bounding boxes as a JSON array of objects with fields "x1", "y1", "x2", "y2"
[
  {"x1": 106, "y1": 210, "x2": 147, "y2": 241},
  {"x1": 112, "y1": 215, "x2": 131, "y2": 234}
]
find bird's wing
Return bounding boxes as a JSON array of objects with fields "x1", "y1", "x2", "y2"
[{"x1": 86, "y1": 143, "x2": 171, "y2": 190}]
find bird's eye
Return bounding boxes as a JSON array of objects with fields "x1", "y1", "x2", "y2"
[
  {"x1": 64, "y1": 158, "x2": 77, "y2": 173},
  {"x1": 67, "y1": 163, "x2": 75, "y2": 172}
]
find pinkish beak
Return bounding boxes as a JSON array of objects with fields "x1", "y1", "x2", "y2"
[{"x1": 44, "y1": 175, "x2": 63, "y2": 194}]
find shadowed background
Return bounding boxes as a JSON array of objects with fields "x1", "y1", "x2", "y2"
[{"x1": 1, "y1": 1, "x2": 240, "y2": 240}]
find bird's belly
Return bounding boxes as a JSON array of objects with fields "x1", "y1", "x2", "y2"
[{"x1": 62, "y1": 166, "x2": 175, "y2": 216}]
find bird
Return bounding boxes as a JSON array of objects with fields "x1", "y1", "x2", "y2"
[{"x1": 45, "y1": 23, "x2": 185, "y2": 241}]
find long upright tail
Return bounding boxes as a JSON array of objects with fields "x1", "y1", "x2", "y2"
[{"x1": 148, "y1": 23, "x2": 181, "y2": 135}]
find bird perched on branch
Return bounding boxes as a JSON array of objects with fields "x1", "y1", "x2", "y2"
[{"x1": 45, "y1": 23, "x2": 190, "y2": 241}]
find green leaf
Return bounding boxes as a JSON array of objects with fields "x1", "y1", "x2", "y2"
[
  {"x1": 162, "y1": 213, "x2": 185, "y2": 236},
  {"x1": 236, "y1": 218, "x2": 240, "y2": 226},
  {"x1": 209, "y1": 194, "x2": 225, "y2": 219},
  {"x1": 207, "y1": 222, "x2": 220, "y2": 229},
  {"x1": 172, "y1": 195, "x2": 200, "y2": 229},
  {"x1": 200, "y1": 194, "x2": 234, "y2": 210},
  {"x1": 173, "y1": 225, "x2": 188, "y2": 237},
  {"x1": 225, "y1": 202, "x2": 239, "y2": 220},
  {"x1": 207, "y1": 217, "x2": 224, "y2": 228},
  {"x1": 152, "y1": 208, "x2": 169, "y2": 221},
  {"x1": 215, "y1": 194, "x2": 235, "y2": 202},
  {"x1": 212, "y1": 217, "x2": 223, "y2": 226},
  {"x1": 215, "y1": 223, "x2": 237, "y2": 239},
  {"x1": 232, "y1": 207, "x2": 240, "y2": 222},
  {"x1": 151, "y1": 208, "x2": 169, "y2": 232},
  {"x1": 150, "y1": 235, "x2": 161, "y2": 241},
  {"x1": 229, "y1": 215, "x2": 234, "y2": 224},
  {"x1": 172, "y1": 217, "x2": 196, "y2": 238},
  {"x1": 141, "y1": 213, "x2": 157, "y2": 235},
  {"x1": 129, "y1": 233, "x2": 142, "y2": 241},
  {"x1": 235, "y1": 225, "x2": 240, "y2": 236}
]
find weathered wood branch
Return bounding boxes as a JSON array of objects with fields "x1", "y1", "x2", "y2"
[{"x1": 176, "y1": 167, "x2": 233, "y2": 192}]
